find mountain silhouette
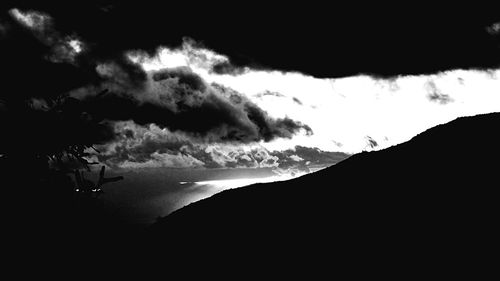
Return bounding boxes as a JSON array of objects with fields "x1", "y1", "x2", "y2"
[
  {"x1": 148, "y1": 112, "x2": 499, "y2": 275},
  {"x1": 3, "y1": 113, "x2": 498, "y2": 276}
]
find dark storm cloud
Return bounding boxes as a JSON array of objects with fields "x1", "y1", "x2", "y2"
[
  {"x1": 101, "y1": 55, "x2": 148, "y2": 89},
  {"x1": 152, "y1": 68, "x2": 206, "y2": 91},
  {"x1": 0, "y1": 13, "x2": 88, "y2": 101},
  {"x1": 0, "y1": 6, "x2": 150, "y2": 106},
  {"x1": 243, "y1": 102, "x2": 313, "y2": 141},
  {"x1": 0, "y1": 4, "x2": 312, "y2": 166},
  {"x1": 211, "y1": 61, "x2": 248, "y2": 76},
  {"x1": 71, "y1": 68, "x2": 312, "y2": 143},
  {"x1": 5, "y1": 3, "x2": 499, "y2": 80},
  {"x1": 205, "y1": 6, "x2": 500, "y2": 78},
  {"x1": 7, "y1": 8, "x2": 84, "y2": 64},
  {"x1": 2, "y1": 5, "x2": 152, "y2": 93},
  {"x1": 0, "y1": 5, "x2": 138, "y2": 160},
  {"x1": 3, "y1": 3, "x2": 496, "y2": 171}
]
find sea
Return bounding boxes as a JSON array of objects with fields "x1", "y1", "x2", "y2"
[{"x1": 89, "y1": 166, "x2": 327, "y2": 227}]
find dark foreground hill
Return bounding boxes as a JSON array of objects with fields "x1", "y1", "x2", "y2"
[
  {"x1": 2, "y1": 113, "x2": 498, "y2": 276},
  {"x1": 148, "y1": 113, "x2": 500, "y2": 274}
]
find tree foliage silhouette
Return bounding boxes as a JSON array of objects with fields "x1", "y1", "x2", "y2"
[{"x1": 0, "y1": 89, "x2": 118, "y2": 194}]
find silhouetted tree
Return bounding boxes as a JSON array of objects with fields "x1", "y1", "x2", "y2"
[{"x1": 0, "y1": 89, "x2": 121, "y2": 227}]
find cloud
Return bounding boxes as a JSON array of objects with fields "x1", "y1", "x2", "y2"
[
  {"x1": 9, "y1": 8, "x2": 51, "y2": 30},
  {"x1": 93, "y1": 121, "x2": 280, "y2": 169},
  {"x1": 2, "y1": 4, "x2": 500, "y2": 166},
  {"x1": 425, "y1": 80, "x2": 453, "y2": 105},
  {"x1": 254, "y1": 91, "x2": 286, "y2": 99},
  {"x1": 253, "y1": 91, "x2": 307, "y2": 107},
  {"x1": 4, "y1": 4, "x2": 500, "y2": 80},
  {"x1": 427, "y1": 91, "x2": 453, "y2": 105},
  {"x1": 270, "y1": 146, "x2": 350, "y2": 170},
  {"x1": 332, "y1": 140, "x2": 343, "y2": 148},
  {"x1": 91, "y1": 121, "x2": 346, "y2": 170},
  {"x1": 71, "y1": 67, "x2": 312, "y2": 143},
  {"x1": 202, "y1": 145, "x2": 279, "y2": 169},
  {"x1": 292, "y1": 97, "x2": 303, "y2": 105},
  {"x1": 0, "y1": 7, "x2": 150, "y2": 121},
  {"x1": 199, "y1": 8, "x2": 500, "y2": 78},
  {"x1": 93, "y1": 121, "x2": 204, "y2": 168},
  {"x1": 118, "y1": 152, "x2": 204, "y2": 169},
  {"x1": 486, "y1": 22, "x2": 500, "y2": 35},
  {"x1": 0, "y1": 6, "x2": 315, "y2": 167},
  {"x1": 289, "y1": 155, "x2": 303, "y2": 162},
  {"x1": 9, "y1": 8, "x2": 86, "y2": 64},
  {"x1": 211, "y1": 61, "x2": 248, "y2": 76},
  {"x1": 365, "y1": 136, "x2": 379, "y2": 150}
]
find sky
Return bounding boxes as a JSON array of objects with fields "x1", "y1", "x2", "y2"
[
  {"x1": 1, "y1": 3, "x2": 500, "y2": 173},
  {"x1": 130, "y1": 40, "x2": 500, "y2": 153}
]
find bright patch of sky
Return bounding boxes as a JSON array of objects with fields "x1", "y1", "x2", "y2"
[{"x1": 129, "y1": 40, "x2": 500, "y2": 154}]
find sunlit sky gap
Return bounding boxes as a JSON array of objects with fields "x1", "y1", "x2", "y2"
[{"x1": 129, "y1": 40, "x2": 500, "y2": 154}]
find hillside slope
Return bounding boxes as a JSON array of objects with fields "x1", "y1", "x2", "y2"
[{"x1": 149, "y1": 113, "x2": 500, "y2": 272}]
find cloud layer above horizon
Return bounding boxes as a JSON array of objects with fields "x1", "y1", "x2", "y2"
[
  {"x1": 128, "y1": 39, "x2": 500, "y2": 154},
  {"x1": 1, "y1": 5, "x2": 500, "y2": 171}
]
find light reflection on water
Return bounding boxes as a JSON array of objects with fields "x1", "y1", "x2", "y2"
[
  {"x1": 103, "y1": 166, "x2": 329, "y2": 225},
  {"x1": 172, "y1": 170, "x2": 316, "y2": 212}
]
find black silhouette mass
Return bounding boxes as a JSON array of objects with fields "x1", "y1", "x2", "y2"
[{"x1": 0, "y1": 2, "x2": 499, "y2": 276}]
